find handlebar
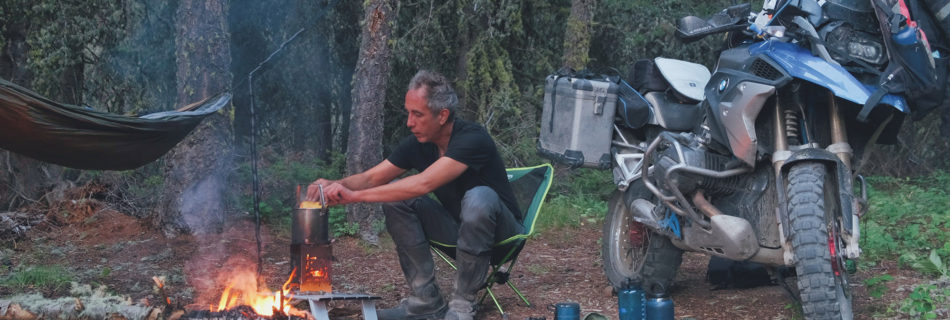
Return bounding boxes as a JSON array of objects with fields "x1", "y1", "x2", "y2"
[
  {"x1": 674, "y1": 3, "x2": 751, "y2": 42},
  {"x1": 676, "y1": 0, "x2": 824, "y2": 43}
]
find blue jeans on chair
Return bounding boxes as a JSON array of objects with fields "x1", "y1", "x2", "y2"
[{"x1": 382, "y1": 186, "x2": 523, "y2": 257}]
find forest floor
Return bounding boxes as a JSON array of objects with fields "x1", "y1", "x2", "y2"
[{"x1": 0, "y1": 206, "x2": 931, "y2": 320}]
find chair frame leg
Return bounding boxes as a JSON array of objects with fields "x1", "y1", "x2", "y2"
[
  {"x1": 507, "y1": 281, "x2": 530, "y2": 307},
  {"x1": 432, "y1": 247, "x2": 456, "y2": 270},
  {"x1": 430, "y1": 245, "x2": 532, "y2": 317}
]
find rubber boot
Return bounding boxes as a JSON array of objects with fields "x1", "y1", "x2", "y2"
[
  {"x1": 444, "y1": 250, "x2": 491, "y2": 320},
  {"x1": 377, "y1": 242, "x2": 447, "y2": 320}
]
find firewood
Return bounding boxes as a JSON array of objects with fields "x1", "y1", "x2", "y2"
[
  {"x1": 167, "y1": 309, "x2": 185, "y2": 320},
  {"x1": 0, "y1": 301, "x2": 38, "y2": 320}
]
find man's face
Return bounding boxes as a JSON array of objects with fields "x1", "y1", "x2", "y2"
[{"x1": 405, "y1": 87, "x2": 446, "y2": 143}]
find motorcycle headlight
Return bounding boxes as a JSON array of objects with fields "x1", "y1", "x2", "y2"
[
  {"x1": 845, "y1": 39, "x2": 885, "y2": 64},
  {"x1": 823, "y1": 22, "x2": 886, "y2": 67}
]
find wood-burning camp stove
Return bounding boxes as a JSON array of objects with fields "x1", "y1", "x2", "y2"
[
  {"x1": 292, "y1": 185, "x2": 333, "y2": 293},
  {"x1": 291, "y1": 185, "x2": 380, "y2": 320}
]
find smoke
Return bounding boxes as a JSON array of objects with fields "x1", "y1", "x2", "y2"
[
  {"x1": 182, "y1": 219, "x2": 276, "y2": 308},
  {"x1": 180, "y1": 172, "x2": 226, "y2": 235}
]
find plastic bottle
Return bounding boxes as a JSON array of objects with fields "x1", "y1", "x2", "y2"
[
  {"x1": 892, "y1": 25, "x2": 921, "y2": 46},
  {"x1": 618, "y1": 285, "x2": 645, "y2": 320},
  {"x1": 645, "y1": 293, "x2": 674, "y2": 320}
]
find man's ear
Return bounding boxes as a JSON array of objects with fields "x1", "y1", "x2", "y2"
[{"x1": 439, "y1": 109, "x2": 450, "y2": 125}]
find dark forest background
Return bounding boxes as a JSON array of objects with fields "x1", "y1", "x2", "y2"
[{"x1": 1, "y1": 0, "x2": 946, "y2": 240}]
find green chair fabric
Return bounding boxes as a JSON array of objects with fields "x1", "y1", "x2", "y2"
[{"x1": 431, "y1": 163, "x2": 554, "y2": 317}]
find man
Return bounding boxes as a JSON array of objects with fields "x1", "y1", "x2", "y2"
[{"x1": 308, "y1": 70, "x2": 522, "y2": 320}]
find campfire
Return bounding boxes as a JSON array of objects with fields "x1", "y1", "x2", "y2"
[
  {"x1": 212, "y1": 268, "x2": 300, "y2": 317},
  {"x1": 192, "y1": 187, "x2": 335, "y2": 319}
]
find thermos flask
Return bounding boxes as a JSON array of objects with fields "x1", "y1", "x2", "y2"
[
  {"x1": 618, "y1": 285, "x2": 646, "y2": 320},
  {"x1": 554, "y1": 302, "x2": 580, "y2": 320},
  {"x1": 645, "y1": 293, "x2": 674, "y2": 320}
]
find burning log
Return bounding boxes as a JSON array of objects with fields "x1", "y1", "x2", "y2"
[
  {"x1": 153, "y1": 277, "x2": 172, "y2": 308},
  {"x1": 197, "y1": 267, "x2": 307, "y2": 319},
  {"x1": 179, "y1": 305, "x2": 307, "y2": 320}
]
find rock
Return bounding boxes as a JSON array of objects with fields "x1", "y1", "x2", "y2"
[{"x1": 602, "y1": 285, "x2": 615, "y2": 297}]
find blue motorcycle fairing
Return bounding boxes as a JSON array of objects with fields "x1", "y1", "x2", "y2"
[{"x1": 749, "y1": 40, "x2": 909, "y2": 114}]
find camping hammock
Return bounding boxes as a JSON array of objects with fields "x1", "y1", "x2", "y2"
[{"x1": 0, "y1": 78, "x2": 231, "y2": 170}]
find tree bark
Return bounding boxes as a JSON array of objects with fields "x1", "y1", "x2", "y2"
[
  {"x1": 455, "y1": 2, "x2": 476, "y2": 120},
  {"x1": 156, "y1": 0, "x2": 233, "y2": 236},
  {"x1": 562, "y1": 0, "x2": 596, "y2": 70},
  {"x1": 0, "y1": 11, "x2": 60, "y2": 212},
  {"x1": 346, "y1": 0, "x2": 396, "y2": 243}
]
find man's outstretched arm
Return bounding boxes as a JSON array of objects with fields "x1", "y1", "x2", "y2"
[
  {"x1": 308, "y1": 160, "x2": 406, "y2": 202},
  {"x1": 335, "y1": 157, "x2": 468, "y2": 204}
]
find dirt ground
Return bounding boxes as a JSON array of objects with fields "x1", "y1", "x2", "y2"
[{"x1": 1, "y1": 207, "x2": 928, "y2": 319}]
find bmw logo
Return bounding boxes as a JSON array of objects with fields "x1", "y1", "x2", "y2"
[{"x1": 718, "y1": 79, "x2": 729, "y2": 92}]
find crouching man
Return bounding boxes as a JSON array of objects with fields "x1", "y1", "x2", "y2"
[{"x1": 307, "y1": 70, "x2": 522, "y2": 320}]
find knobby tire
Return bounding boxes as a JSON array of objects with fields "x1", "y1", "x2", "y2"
[{"x1": 786, "y1": 162, "x2": 852, "y2": 320}]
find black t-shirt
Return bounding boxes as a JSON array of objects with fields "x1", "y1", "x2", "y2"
[{"x1": 387, "y1": 119, "x2": 521, "y2": 221}]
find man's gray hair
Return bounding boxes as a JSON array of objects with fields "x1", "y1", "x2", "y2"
[{"x1": 408, "y1": 70, "x2": 459, "y2": 122}]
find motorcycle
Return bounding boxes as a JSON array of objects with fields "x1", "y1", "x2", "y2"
[{"x1": 598, "y1": 1, "x2": 912, "y2": 319}]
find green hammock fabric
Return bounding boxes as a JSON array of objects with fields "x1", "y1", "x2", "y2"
[{"x1": 0, "y1": 78, "x2": 230, "y2": 170}]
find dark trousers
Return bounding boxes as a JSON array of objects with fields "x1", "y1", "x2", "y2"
[{"x1": 382, "y1": 186, "x2": 523, "y2": 257}]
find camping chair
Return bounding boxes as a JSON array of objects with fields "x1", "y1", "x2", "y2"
[{"x1": 430, "y1": 163, "x2": 554, "y2": 317}]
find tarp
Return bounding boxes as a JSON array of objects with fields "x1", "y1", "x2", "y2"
[{"x1": 0, "y1": 78, "x2": 231, "y2": 170}]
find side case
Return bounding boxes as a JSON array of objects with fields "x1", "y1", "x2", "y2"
[{"x1": 539, "y1": 74, "x2": 618, "y2": 169}]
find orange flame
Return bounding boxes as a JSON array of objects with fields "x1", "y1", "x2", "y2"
[{"x1": 212, "y1": 268, "x2": 302, "y2": 317}]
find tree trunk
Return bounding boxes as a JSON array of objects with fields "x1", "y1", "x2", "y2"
[
  {"x1": 455, "y1": 2, "x2": 476, "y2": 120},
  {"x1": 156, "y1": 0, "x2": 233, "y2": 236},
  {"x1": 562, "y1": 0, "x2": 596, "y2": 70},
  {"x1": 346, "y1": 0, "x2": 396, "y2": 243},
  {"x1": 0, "y1": 18, "x2": 60, "y2": 212}
]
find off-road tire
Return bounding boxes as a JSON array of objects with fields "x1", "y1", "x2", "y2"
[
  {"x1": 602, "y1": 190, "x2": 683, "y2": 295},
  {"x1": 786, "y1": 162, "x2": 852, "y2": 320}
]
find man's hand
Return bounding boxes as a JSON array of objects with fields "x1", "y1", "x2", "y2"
[
  {"x1": 307, "y1": 179, "x2": 358, "y2": 206},
  {"x1": 304, "y1": 160, "x2": 407, "y2": 205},
  {"x1": 322, "y1": 182, "x2": 358, "y2": 205},
  {"x1": 306, "y1": 179, "x2": 334, "y2": 203}
]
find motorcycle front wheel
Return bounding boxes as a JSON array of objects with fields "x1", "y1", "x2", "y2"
[
  {"x1": 786, "y1": 162, "x2": 853, "y2": 320},
  {"x1": 602, "y1": 190, "x2": 682, "y2": 295}
]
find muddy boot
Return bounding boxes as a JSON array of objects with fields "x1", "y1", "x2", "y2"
[
  {"x1": 444, "y1": 250, "x2": 491, "y2": 320},
  {"x1": 378, "y1": 242, "x2": 447, "y2": 320}
]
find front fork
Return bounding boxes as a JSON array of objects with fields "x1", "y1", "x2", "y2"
[{"x1": 771, "y1": 91, "x2": 863, "y2": 265}]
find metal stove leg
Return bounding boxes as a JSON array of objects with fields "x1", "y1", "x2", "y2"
[
  {"x1": 361, "y1": 300, "x2": 378, "y2": 320},
  {"x1": 308, "y1": 300, "x2": 331, "y2": 320}
]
